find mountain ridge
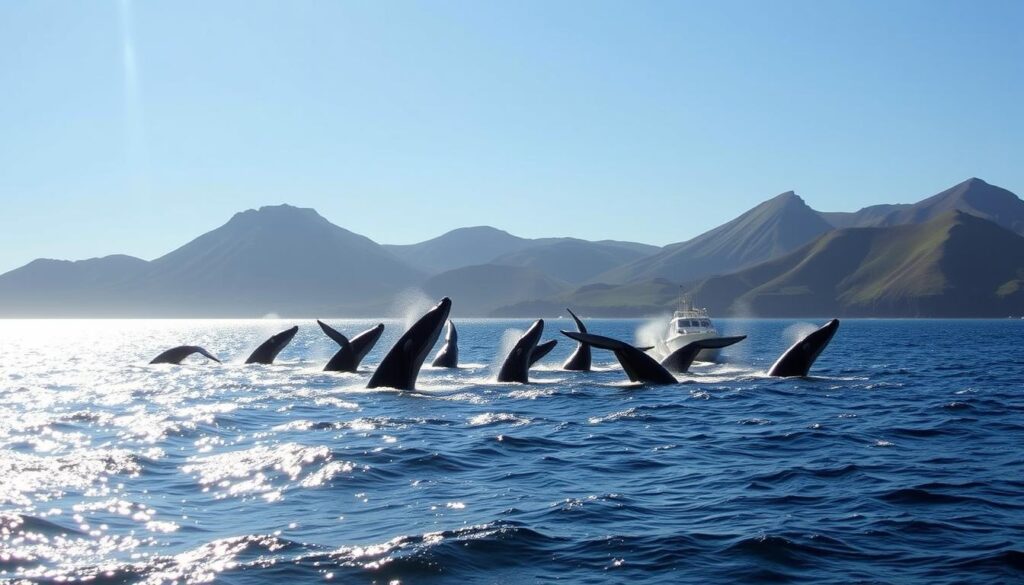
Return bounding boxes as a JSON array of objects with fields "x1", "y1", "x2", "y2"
[{"x1": 1, "y1": 178, "x2": 1021, "y2": 317}]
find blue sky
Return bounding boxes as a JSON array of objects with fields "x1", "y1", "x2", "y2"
[{"x1": 0, "y1": 0, "x2": 1021, "y2": 272}]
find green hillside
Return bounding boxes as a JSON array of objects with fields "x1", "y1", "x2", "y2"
[{"x1": 690, "y1": 211, "x2": 1024, "y2": 317}]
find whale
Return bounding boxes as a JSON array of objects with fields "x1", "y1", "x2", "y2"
[
  {"x1": 659, "y1": 336, "x2": 746, "y2": 374},
  {"x1": 561, "y1": 330, "x2": 677, "y2": 385},
  {"x1": 367, "y1": 297, "x2": 452, "y2": 390},
  {"x1": 318, "y1": 321, "x2": 385, "y2": 372},
  {"x1": 497, "y1": 319, "x2": 545, "y2": 383},
  {"x1": 529, "y1": 339, "x2": 558, "y2": 366},
  {"x1": 562, "y1": 308, "x2": 591, "y2": 371},
  {"x1": 150, "y1": 346, "x2": 220, "y2": 365},
  {"x1": 430, "y1": 321, "x2": 459, "y2": 368},
  {"x1": 244, "y1": 326, "x2": 299, "y2": 364},
  {"x1": 767, "y1": 319, "x2": 840, "y2": 377}
]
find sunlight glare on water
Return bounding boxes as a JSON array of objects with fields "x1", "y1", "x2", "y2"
[{"x1": 1, "y1": 318, "x2": 1022, "y2": 584}]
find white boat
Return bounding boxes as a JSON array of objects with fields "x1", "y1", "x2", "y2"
[{"x1": 664, "y1": 297, "x2": 723, "y2": 362}]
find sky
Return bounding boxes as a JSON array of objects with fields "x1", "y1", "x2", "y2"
[{"x1": 0, "y1": 0, "x2": 1021, "y2": 273}]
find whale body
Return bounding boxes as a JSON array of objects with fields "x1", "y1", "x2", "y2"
[
  {"x1": 318, "y1": 321, "x2": 385, "y2": 372},
  {"x1": 150, "y1": 346, "x2": 221, "y2": 365},
  {"x1": 367, "y1": 298, "x2": 452, "y2": 390},
  {"x1": 245, "y1": 326, "x2": 299, "y2": 365},
  {"x1": 497, "y1": 319, "x2": 545, "y2": 383},
  {"x1": 767, "y1": 319, "x2": 840, "y2": 377},
  {"x1": 430, "y1": 321, "x2": 459, "y2": 368}
]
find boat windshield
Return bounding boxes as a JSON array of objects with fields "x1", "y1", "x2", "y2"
[{"x1": 675, "y1": 318, "x2": 714, "y2": 331}]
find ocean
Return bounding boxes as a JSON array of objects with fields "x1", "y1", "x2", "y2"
[{"x1": 1, "y1": 318, "x2": 1022, "y2": 583}]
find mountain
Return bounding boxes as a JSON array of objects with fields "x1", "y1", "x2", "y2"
[
  {"x1": 384, "y1": 226, "x2": 535, "y2": 274},
  {"x1": 140, "y1": 204, "x2": 422, "y2": 314},
  {"x1": 600, "y1": 191, "x2": 834, "y2": 284},
  {"x1": 490, "y1": 240, "x2": 655, "y2": 284},
  {"x1": 421, "y1": 264, "x2": 569, "y2": 316},
  {"x1": 0, "y1": 205, "x2": 424, "y2": 317},
  {"x1": 384, "y1": 226, "x2": 658, "y2": 275},
  {"x1": 819, "y1": 204, "x2": 911, "y2": 228},
  {"x1": 874, "y1": 178, "x2": 1024, "y2": 235},
  {"x1": 3, "y1": 180, "x2": 1022, "y2": 318},
  {"x1": 0, "y1": 255, "x2": 152, "y2": 316},
  {"x1": 687, "y1": 211, "x2": 1024, "y2": 317}
]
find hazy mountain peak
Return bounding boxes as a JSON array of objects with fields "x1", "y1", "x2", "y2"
[
  {"x1": 226, "y1": 204, "x2": 330, "y2": 228},
  {"x1": 444, "y1": 225, "x2": 517, "y2": 237}
]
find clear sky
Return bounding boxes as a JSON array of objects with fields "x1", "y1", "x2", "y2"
[{"x1": 0, "y1": 0, "x2": 1021, "y2": 273}]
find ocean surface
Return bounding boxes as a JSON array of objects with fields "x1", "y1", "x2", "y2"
[{"x1": 1, "y1": 317, "x2": 1022, "y2": 584}]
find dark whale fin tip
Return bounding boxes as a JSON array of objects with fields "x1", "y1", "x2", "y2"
[
  {"x1": 197, "y1": 348, "x2": 222, "y2": 363},
  {"x1": 566, "y1": 308, "x2": 587, "y2": 333},
  {"x1": 317, "y1": 320, "x2": 349, "y2": 347}
]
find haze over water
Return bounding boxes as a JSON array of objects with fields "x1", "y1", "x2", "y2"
[{"x1": 1, "y1": 318, "x2": 1022, "y2": 583}]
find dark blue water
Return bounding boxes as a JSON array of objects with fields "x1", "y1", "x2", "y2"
[{"x1": 1, "y1": 318, "x2": 1022, "y2": 583}]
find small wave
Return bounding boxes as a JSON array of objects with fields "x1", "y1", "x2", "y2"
[{"x1": 466, "y1": 412, "x2": 530, "y2": 427}]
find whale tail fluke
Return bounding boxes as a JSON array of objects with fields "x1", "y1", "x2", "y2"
[
  {"x1": 660, "y1": 335, "x2": 746, "y2": 373},
  {"x1": 562, "y1": 308, "x2": 592, "y2": 371},
  {"x1": 560, "y1": 330, "x2": 677, "y2": 385},
  {"x1": 317, "y1": 320, "x2": 348, "y2": 346}
]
